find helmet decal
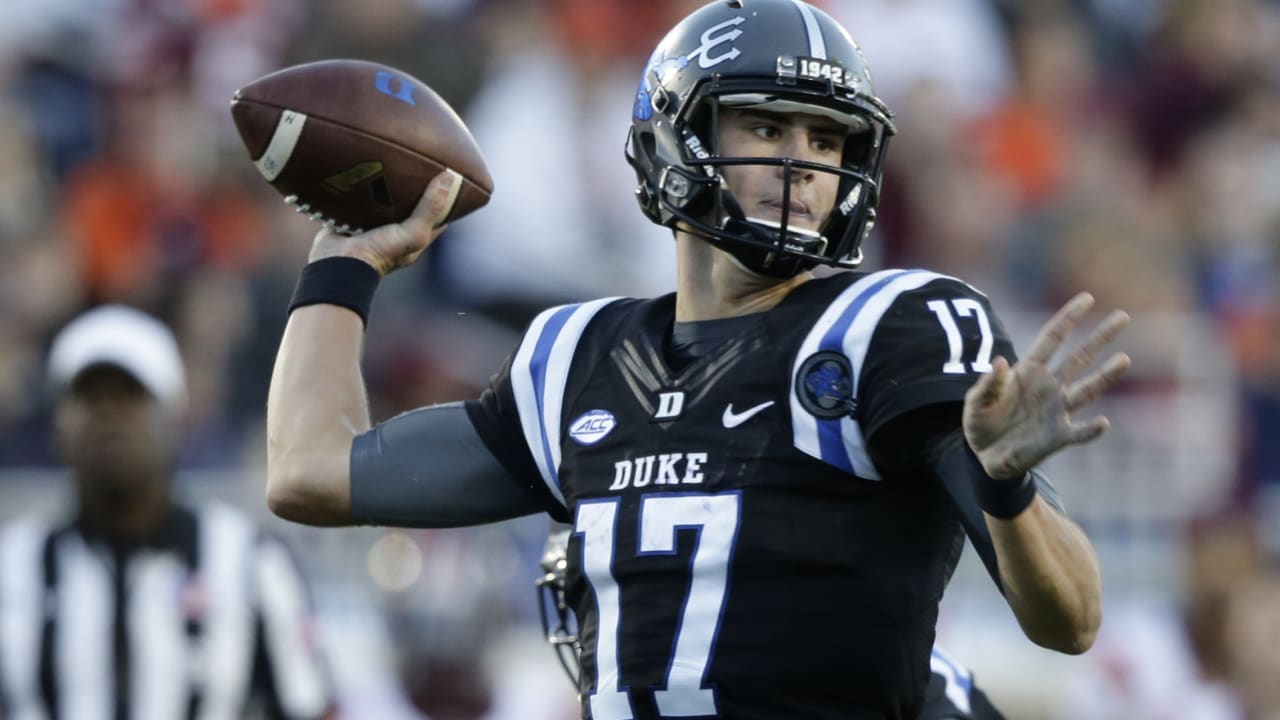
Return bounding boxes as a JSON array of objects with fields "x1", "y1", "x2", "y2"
[
  {"x1": 687, "y1": 16, "x2": 747, "y2": 69},
  {"x1": 635, "y1": 55, "x2": 690, "y2": 122},
  {"x1": 634, "y1": 12, "x2": 749, "y2": 123}
]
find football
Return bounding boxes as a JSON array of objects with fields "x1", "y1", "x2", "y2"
[{"x1": 229, "y1": 59, "x2": 492, "y2": 234}]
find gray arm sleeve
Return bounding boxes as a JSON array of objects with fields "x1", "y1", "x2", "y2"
[{"x1": 350, "y1": 402, "x2": 545, "y2": 527}]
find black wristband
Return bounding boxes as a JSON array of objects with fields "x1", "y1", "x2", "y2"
[
  {"x1": 288, "y1": 257, "x2": 381, "y2": 327},
  {"x1": 974, "y1": 470, "x2": 1038, "y2": 519}
]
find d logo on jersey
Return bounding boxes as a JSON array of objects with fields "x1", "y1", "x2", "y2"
[
  {"x1": 796, "y1": 351, "x2": 855, "y2": 419},
  {"x1": 653, "y1": 391, "x2": 686, "y2": 421}
]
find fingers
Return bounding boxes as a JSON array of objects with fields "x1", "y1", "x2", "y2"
[
  {"x1": 967, "y1": 355, "x2": 1010, "y2": 407},
  {"x1": 1064, "y1": 351, "x2": 1131, "y2": 411},
  {"x1": 1024, "y1": 292, "x2": 1095, "y2": 365},
  {"x1": 1056, "y1": 309, "x2": 1131, "y2": 383}
]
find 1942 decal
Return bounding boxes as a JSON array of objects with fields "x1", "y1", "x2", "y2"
[{"x1": 798, "y1": 57, "x2": 850, "y2": 85}]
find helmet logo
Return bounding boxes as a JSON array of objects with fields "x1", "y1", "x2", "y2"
[{"x1": 688, "y1": 16, "x2": 746, "y2": 69}]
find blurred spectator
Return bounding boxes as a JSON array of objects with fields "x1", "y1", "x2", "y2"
[
  {"x1": 436, "y1": 0, "x2": 684, "y2": 328},
  {"x1": 972, "y1": 10, "x2": 1098, "y2": 211},
  {"x1": 1221, "y1": 569, "x2": 1280, "y2": 719},
  {"x1": 0, "y1": 305, "x2": 333, "y2": 718},
  {"x1": 825, "y1": 0, "x2": 1013, "y2": 121},
  {"x1": 1124, "y1": 0, "x2": 1280, "y2": 179},
  {"x1": 337, "y1": 525, "x2": 576, "y2": 720},
  {"x1": 378, "y1": 528, "x2": 512, "y2": 719},
  {"x1": 288, "y1": 0, "x2": 487, "y2": 115},
  {"x1": 1057, "y1": 512, "x2": 1268, "y2": 720}
]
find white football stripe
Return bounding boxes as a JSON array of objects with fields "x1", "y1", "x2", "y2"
[
  {"x1": 791, "y1": 0, "x2": 827, "y2": 59},
  {"x1": 253, "y1": 109, "x2": 307, "y2": 182}
]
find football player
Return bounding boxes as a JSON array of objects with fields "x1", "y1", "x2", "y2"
[{"x1": 266, "y1": 1, "x2": 1131, "y2": 717}]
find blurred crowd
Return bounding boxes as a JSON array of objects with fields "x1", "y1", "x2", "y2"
[{"x1": 0, "y1": 0, "x2": 1278, "y2": 718}]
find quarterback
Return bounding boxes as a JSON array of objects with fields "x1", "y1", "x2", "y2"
[{"x1": 266, "y1": 1, "x2": 1130, "y2": 718}]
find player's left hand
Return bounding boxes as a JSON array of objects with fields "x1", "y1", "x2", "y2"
[{"x1": 962, "y1": 293, "x2": 1131, "y2": 480}]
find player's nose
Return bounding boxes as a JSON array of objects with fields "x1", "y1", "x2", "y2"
[{"x1": 774, "y1": 138, "x2": 817, "y2": 183}]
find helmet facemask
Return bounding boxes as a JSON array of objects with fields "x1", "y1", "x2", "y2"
[
  {"x1": 682, "y1": 91, "x2": 890, "y2": 277},
  {"x1": 535, "y1": 528, "x2": 581, "y2": 687}
]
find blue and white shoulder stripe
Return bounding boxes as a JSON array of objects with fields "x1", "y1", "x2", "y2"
[
  {"x1": 510, "y1": 298, "x2": 622, "y2": 509},
  {"x1": 790, "y1": 269, "x2": 961, "y2": 479}
]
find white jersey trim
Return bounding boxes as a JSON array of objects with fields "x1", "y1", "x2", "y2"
[{"x1": 512, "y1": 298, "x2": 621, "y2": 509}]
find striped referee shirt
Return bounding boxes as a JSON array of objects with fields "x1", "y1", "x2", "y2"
[{"x1": 0, "y1": 502, "x2": 332, "y2": 720}]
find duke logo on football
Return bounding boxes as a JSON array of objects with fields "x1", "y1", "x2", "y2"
[{"x1": 374, "y1": 70, "x2": 416, "y2": 106}]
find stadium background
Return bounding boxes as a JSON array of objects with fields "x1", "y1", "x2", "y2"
[{"x1": 0, "y1": 0, "x2": 1277, "y2": 717}]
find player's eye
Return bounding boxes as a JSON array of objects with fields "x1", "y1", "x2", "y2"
[
  {"x1": 812, "y1": 135, "x2": 843, "y2": 155},
  {"x1": 750, "y1": 124, "x2": 782, "y2": 140}
]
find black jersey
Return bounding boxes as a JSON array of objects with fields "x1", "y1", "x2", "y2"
[{"x1": 467, "y1": 269, "x2": 1016, "y2": 720}]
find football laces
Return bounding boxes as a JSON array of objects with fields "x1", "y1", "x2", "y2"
[{"x1": 283, "y1": 195, "x2": 361, "y2": 235}]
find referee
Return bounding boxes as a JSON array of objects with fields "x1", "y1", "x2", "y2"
[{"x1": 0, "y1": 306, "x2": 333, "y2": 719}]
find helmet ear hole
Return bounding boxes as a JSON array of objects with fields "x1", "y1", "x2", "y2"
[{"x1": 638, "y1": 130, "x2": 657, "y2": 161}]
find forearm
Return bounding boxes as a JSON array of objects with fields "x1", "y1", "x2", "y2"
[
  {"x1": 986, "y1": 496, "x2": 1101, "y2": 654},
  {"x1": 266, "y1": 304, "x2": 367, "y2": 526},
  {"x1": 265, "y1": 174, "x2": 460, "y2": 525}
]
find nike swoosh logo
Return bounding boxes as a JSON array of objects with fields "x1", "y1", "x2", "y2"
[{"x1": 722, "y1": 401, "x2": 775, "y2": 428}]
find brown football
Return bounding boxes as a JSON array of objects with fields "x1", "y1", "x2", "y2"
[{"x1": 230, "y1": 59, "x2": 492, "y2": 234}]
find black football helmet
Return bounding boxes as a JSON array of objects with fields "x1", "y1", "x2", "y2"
[{"x1": 627, "y1": 0, "x2": 896, "y2": 278}]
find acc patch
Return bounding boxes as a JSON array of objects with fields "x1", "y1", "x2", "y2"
[
  {"x1": 568, "y1": 409, "x2": 617, "y2": 445},
  {"x1": 796, "y1": 351, "x2": 855, "y2": 419}
]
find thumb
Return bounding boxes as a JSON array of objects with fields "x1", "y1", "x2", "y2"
[{"x1": 406, "y1": 169, "x2": 463, "y2": 233}]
